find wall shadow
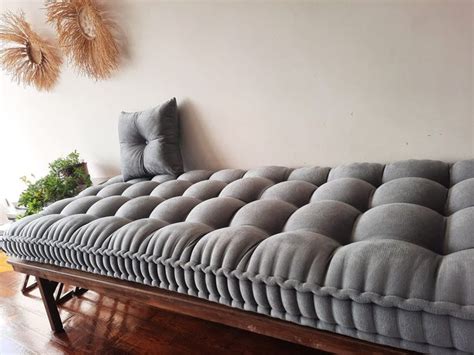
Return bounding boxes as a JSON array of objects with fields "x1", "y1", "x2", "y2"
[
  {"x1": 179, "y1": 100, "x2": 223, "y2": 171},
  {"x1": 102, "y1": 0, "x2": 132, "y2": 65}
]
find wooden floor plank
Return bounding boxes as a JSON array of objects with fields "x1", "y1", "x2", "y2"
[
  {"x1": 0, "y1": 335, "x2": 37, "y2": 355},
  {"x1": 0, "y1": 271, "x2": 327, "y2": 354}
]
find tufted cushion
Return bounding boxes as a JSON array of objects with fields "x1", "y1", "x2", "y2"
[
  {"x1": 118, "y1": 98, "x2": 183, "y2": 181},
  {"x1": 2, "y1": 158, "x2": 474, "y2": 354}
]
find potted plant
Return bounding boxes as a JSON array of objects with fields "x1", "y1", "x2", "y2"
[{"x1": 18, "y1": 151, "x2": 92, "y2": 217}]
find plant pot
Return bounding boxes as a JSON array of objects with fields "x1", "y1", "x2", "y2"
[
  {"x1": 62, "y1": 162, "x2": 89, "y2": 177},
  {"x1": 61, "y1": 162, "x2": 91, "y2": 191}
]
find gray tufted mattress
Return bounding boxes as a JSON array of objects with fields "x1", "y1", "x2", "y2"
[{"x1": 2, "y1": 159, "x2": 474, "y2": 353}]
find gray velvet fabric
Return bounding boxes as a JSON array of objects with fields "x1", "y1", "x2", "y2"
[
  {"x1": 2, "y1": 159, "x2": 474, "y2": 354},
  {"x1": 119, "y1": 98, "x2": 183, "y2": 180}
]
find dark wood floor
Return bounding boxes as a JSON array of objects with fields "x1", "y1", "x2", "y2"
[{"x1": 0, "y1": 271, "x2": 326, "y2": 354}]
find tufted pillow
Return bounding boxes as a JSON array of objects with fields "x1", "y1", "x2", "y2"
[{"x1": 119, "y1": 98, "x2": 183, "y2": 181}]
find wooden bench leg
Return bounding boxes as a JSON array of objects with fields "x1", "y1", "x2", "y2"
[
  {"x1": 74, "y1": 287, "x2": 88, "y2": 297},
  {"x1": 55, "y1": 284, "x2": 88, "y2": 305},
  {"x1": 36, "y1": 277, "x2": 64, "y2": 333},
  {"x1": 21, "y1": 274, "x2": 38, "y2": 293}
]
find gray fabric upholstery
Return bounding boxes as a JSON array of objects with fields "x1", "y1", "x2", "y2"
[
  {"x1": 1, "y1": 159, "x2": 474, "y2": 354},
  {"x1": 119, "y1": 98, "x2": 183, "y2": 180}
]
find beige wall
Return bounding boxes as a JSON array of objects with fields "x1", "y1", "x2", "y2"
[{"x1": 0, "y1": 0, "x2": 473, "y2": 201}]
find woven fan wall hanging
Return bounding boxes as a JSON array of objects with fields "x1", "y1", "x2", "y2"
[
  {"x1": 0, "y1": 11, "x2": 62, "y2": 91},
  {"x1": 46, "y1": 0, "x2": 120, "y2": 80}
]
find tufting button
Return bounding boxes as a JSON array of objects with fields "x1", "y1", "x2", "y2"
[{"x1": 145, "y1": 140, "x2": 149, "y2": 144}]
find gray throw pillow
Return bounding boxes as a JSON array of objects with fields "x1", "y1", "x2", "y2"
[{"x1": 119, "y1": 98, "x2": 183, "y2": 181}]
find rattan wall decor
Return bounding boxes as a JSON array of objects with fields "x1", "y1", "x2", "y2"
[
  {"x1": 45, "y1": 0, "x2": 120, "y2": 80},
  {"x1": 0, "y1": 11, "x2": 62, "y2": 91}
]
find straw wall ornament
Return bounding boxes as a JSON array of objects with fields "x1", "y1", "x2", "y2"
[
  {"x1": 45, "y1": 0, "x2": 120, "y2": 80},
  {"x1": 0, "y1": 11, "x2": 62, "y2": 91}
]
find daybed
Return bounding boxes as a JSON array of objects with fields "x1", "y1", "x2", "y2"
[{"x1": 2, "y1": 159, "x2": 473, "y2": 354}]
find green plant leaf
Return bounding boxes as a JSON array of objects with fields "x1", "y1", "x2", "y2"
[{"x1": 17, "y1": 151, "x2": 92, "y2": 218}]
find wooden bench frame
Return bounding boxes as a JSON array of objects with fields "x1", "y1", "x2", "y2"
[{"x1": 8, "y1": 258, "x2": 411, "y2": 354}]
